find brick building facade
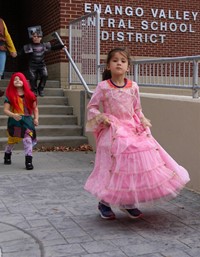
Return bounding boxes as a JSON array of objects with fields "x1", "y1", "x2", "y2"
[{"x1": 0, "y1": 0, "x2": 199, "y2": 80}]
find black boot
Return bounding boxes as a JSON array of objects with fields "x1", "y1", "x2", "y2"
[
  {"x1": 31, "y1": 87, "x2": 38, "y2": 96},
  {"x1": 33, "y1": 89, "x2": 38, "y2": 96},
  {"x1": 0, "y1": 89, "x2": 4, "y2": 97},
  {"x1": 25, "y1": 156, "x2": 34, "y2": 170},
  {"x1": 38, "y1": 87, "x2": 44, "y2": 97},
  {"x1": 4, "y1": 152, "x2": 11, "y2": 165}
]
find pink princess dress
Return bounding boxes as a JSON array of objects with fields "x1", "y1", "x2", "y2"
[{"x1": 84, "y1": 79, "x2": 190, "y2": 208}]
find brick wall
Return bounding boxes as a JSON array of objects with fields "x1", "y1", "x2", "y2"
[
  {"x1": 1, "y1": 0, "x2": 200, "y2": 73},
  {"x1": 27, "y1": 0, "x2": 65, "y2": 65},
  {"x1": 59, "y1": 0, "x2": 200, "y2": 58}
]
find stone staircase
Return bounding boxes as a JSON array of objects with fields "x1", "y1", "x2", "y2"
[{"x1": 0, "y1": 79, "x2": 88, "y2": 150}]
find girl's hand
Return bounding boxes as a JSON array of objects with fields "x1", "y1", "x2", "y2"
[
  {"x1": 13, "y1": 113, "x2": 22, "y2": 121},
  {"x1": 97, "y1": 114, "x2": 111, "y2": 127},
  {"x1": 141, "y1": 117, "x2": 152, "y2": 128},
  {"x1": 103, "y1": 117, "x2": 111, "y2": 127},
  {"x1": 10, "y1": 52, "x2": 17, "y2": 58},
  {"x1": 34, "y1": 118, "x2": 39, "y2": 126}
]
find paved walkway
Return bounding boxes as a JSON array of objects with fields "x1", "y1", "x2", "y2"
[{"x1": 0, "y1": 150, "x2": 200, "y2": 257}]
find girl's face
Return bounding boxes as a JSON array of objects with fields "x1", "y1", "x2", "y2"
[
  {"x1": 107, "y1": 52, "x2": 129, "y2": 76},
  {"x1": 13, "y1": 76, "x2": 23, "y2": 88}
]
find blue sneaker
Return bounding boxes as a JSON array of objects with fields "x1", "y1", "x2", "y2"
[
  {"x1": 120, "y1": 208, "x2": 143, "y2": 219},
  {"x1": 98, "y1": 202, "x2": 116, "y2": 220}
]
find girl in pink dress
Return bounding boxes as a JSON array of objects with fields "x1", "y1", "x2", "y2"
[{"x1": 84, "y1": 48, "x2": 190, "y2": 220}]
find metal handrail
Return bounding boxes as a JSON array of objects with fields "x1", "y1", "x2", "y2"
[
  {"x1": 133, "y1": 55, "x2": 200, "y2": 64},
  {"x1": 132, "y1": 57, "x2": 200, "y2": 98},
  {"x1": 99, "y1": 56, "x2": 200, "y2": 98},
  {"x1": 69, "y1": 11, "x2": 100, "y2": 87},
  {"x1": 53, "y1": 31, "x2": 200, "y2": 98},
  {"x1": 52, "y1": 32, "x2": 93, "y2": 95}
]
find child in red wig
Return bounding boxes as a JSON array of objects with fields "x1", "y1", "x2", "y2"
[{"x1": 3, "y1": 72, "x2": 39, "y2": 170}]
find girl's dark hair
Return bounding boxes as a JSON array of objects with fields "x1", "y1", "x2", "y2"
[{"x1": 102, "y1": 47, "x2": 131, "y2": 80}]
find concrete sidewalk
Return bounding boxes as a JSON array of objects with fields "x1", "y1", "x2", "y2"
[{"x1": 0, "y1": 150, "x2": 200, "y2": 257}]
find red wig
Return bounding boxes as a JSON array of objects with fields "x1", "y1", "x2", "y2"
[{"x1": 5, "y1": 72, "x2": 37, "y2": 114}]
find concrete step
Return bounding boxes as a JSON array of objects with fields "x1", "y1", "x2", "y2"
[
  {"x1": 0, "y1": 136, "x2": 88, "y2": 150},
  {"x1": 0, "y1": 105, "x2": 73, "y2": 115},
  {"x1": 0, "y1": 115, "x2": 78, "y2": 126},
  {"x1": 37, "y1": 88, "x2": 64, "y2": 96},
  {"x1": 0, "y1": 79, "x2": 60, "y2": 88},
  {"x1": 0, "y1": 80, "x2": 64, "y2": 97},
  {"x1": 0, "y1": 125, "x2": 83, "y2": 137},
  {"x1": 38, "y1": 105, "x2": 73, "y2": 115},
  {"x1": 38, "y1": 115, "x2": 78, "y2": 125},
  {"x1": 37, "y1": 125, "x2": 83, "y2": 136},
  {"x1": 36, "y1": 136, "x2": 88, "y2": 148},
  {"x1": 38, "y1": 96, "x2": 69, "y2": 105},
  {"x1": 0, "y1": 78, "x2": 88, "y2": 148},
  {"x1": 0, "y1": 96, "x2": 68, "y2": 106}
]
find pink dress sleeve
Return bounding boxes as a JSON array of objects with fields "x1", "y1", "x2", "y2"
[
  {"x1": 133, "y1": 83, "x2": 145, "y2": 120},
  {"x1": 133, "y1": 83, "x2": 151, "y2": 134},
  {"x1": 86, "y1": 82, "x2": 108, "y2": 132}
]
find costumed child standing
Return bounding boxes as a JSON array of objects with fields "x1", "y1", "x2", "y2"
[
  {"x1": 3, "y1": 72, "x2": 39, "y2": 170},
  {"x1": 18, "y1": 25, "x2": 64, "y2": 97},
  {"x1": 84, "y1": 47, "x2": 190, "y2": 220}
]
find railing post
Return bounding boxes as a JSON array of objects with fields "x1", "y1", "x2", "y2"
[
  {"x1": 134, "y1": 64, "x2": 139, "y2": 83},
  {"x1": 192, "y1": 60, "x2": 199, "y2": 98},
  {"x1": 96, "y1": 11, "x2": 101, "y2": 84},
  {"x1": 69, "y1": 23, "x2": 72, "y2": 85}
]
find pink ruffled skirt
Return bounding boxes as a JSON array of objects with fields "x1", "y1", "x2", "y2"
[{"x1": 84, "y1": 120, "x2": 190, "y2": 208}]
